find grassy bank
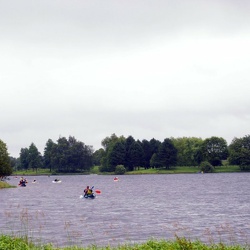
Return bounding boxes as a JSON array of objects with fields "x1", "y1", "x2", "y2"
[
  {"x1": 0, "y1": 235, "x2": 248, "y2": 250},
  {"x1": 126, "y1": 165, "x2": 241, "y2": 174},
  {"x1": 12, "y1": 165, "x2": 241, "y2": 176},
  {"x1": 0, "y1": 181, "x2": 15, "y2": 189},
  {"x1": 13, "y1": 168, "x2": 53, "y2": 176}
]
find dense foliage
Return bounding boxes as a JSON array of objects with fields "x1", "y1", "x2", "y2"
[
  {"x1": 17, "y1": 136, "x2": 93, "y2": 173},
  {"x1": 201, "y1": 137, "x2": 229, "y2": 166},
  {"x1": 0, "y1": 139, "x2": 12, "y2": 177},
  {"x1": 115, "y1": 165, "x2": 126, "y2": 175},
  {"x1": 228, "y1": 135, "x2": 250, "y2": 171},
  {"x1": 99, "y1": 134, "x2": 178, "y2": 172},
  {"x1": 2, "y1": 134, "x2": 250, "y2": 174},
  {"x1": 172, "y1": 137, "x2": 203, "y2": 166},
  {"x1": 200, "y1": 161, "x2": 215, "y2": 173}
]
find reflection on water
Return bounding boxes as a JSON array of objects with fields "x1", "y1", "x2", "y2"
[{"x1": 1, "y1": 173, "x2": 249, "y2": 247}]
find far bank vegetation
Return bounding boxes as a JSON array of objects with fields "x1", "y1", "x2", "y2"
[{"x1": 1, "y1": 134, "x2": 250, "y2": 177}]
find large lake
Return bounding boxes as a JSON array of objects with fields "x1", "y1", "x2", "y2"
[{"x1": 1, "y1": 173, "x2": 249, "y2": 248}]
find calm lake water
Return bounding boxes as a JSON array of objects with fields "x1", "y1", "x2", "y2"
[{"x1": 1, "y1": 173, "x2": 249, "y2": 247}]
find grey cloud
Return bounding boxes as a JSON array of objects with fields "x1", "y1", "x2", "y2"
[
  {"x1": 1, "y1": 0, "x2": 250, "y2": 157},
  {"x1": 1, "y1": 0, "x2": 250, "y2": 47}
]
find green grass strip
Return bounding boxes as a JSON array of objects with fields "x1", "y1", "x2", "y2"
[{"x1": 0, "y1": 235, "x2": 248, "y2": 250}]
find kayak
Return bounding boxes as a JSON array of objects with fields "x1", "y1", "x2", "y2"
[
  {"x1": 52, "y1": 180, "x2": 62, "y2": 183},
  {"x1": 80, "y1": 194, "x2": 96, "y2": 199}
]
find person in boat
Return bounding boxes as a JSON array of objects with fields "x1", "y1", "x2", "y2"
[
  {"x1": 84, "y1": 186, "x2": 93, "y2": 197},
  {"x1": 54, "y1": 178, "x2": 59, "y2": 182},
  {"x1": 19, "y1": 177, "x2": 27, "y2": 186}
]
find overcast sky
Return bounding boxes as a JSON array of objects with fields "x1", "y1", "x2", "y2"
[{"x1": 1, "y1": 0, "x2": 250, "y2": 157}]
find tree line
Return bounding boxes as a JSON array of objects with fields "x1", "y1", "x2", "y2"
[
  {"x1": 0, "y1": 134, "x2": 250, "y2": 177},
  {"x1": 17, "y1": 136, "x2": 93, "y2": 174},
  {"x1": 94, "y1": 134, "x2": 230, "y2": 173}
]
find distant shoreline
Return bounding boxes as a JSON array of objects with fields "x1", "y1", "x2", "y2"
[{"x1": 10, "y1": 165, "x2": 242, "y2": 176}]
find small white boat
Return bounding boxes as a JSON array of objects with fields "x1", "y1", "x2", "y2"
[{"x1": 52, "y1": 179, "x2": 62, "y2": 183}]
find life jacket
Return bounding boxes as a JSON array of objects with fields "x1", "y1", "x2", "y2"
[{"x1": 87, "y1": 189, "x2": 92, "y2": 195}]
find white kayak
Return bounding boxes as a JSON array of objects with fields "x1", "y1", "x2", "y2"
[{"x1": 52, "y1": 180, "x2": 62, "y2": 183}]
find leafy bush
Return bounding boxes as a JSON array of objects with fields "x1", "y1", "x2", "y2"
[
  {"x1": 200, "y1": 161, "x2": 215, "y2": 173},
  {"x1": 115, "y1": 165, "x2": 126, "y2": 175},
  {"x1": 210, "y1": 157, "x2": 222, "y2": 166},
  {"x1": 99, "y1": 165, "x2": 109, "y2": 172}
]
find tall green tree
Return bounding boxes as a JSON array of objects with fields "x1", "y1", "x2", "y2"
[
  {"x1": 9, "y1": 156, "x2": 18, "y2": 172},
  {"x1": 229, "y1": 135, "x2": 250, "y2": 171},
  {"x1": 201, "y1": 136, "x2": 228, "y2": 166},
  {"x1": 0, "y1": 139, "x2": 12, "y2": 177},
  {"x1": 50, "y1": 136, "x2": 93, "y2": 173},
  {"x1": 172, "y1": 137, "x2": 203, "y2": 166},
  {"x1": 150, "y1": 153, "x2": 161, "y2": 168},
  {"x1": 141, "y1": 139, "x2": 152, "y2": 169},
  {"x1": 228, "y1": 137, "x2": 242, "y2": 165},
  {"x1": 124, "y1": 135, "x2": 136, "y2": 170},
  {"x1": 93, "y1": 148, "x2": 105, "y2": 166},
  {"x1": 101, "y1": 133, "x2": 121, "y2": 150},
  {"x1": 127, "y1": 141, "x2": 144, "y2": 171},
  {"x1": 100, "y1": 134, "x2": 126, "y2": 172},
  {"x1": 149, "y1": 138, "x2": 161, "y2": 155},
  {"x1": 44, "y1": 139, "x2": 56, "y2": 172},
  {"x1": 28, "y1": 143, "x2": 43, "y2": 172},
  {"x1": 68, "y1": 136, "x2": 80, "y2": 172},
  {"x1": 68, "y1": 136, "x2": 93, "y2": 172},
  {"x1": 107, "y1": 140, "x2": 126, "y2": 172},
  {"x1": 19, "y1": 148, "x2": 30, "y2": 170},
  {"x1": 51, "y1": 137, "x2": 70, "y2": 172},
  {"x1": 157, "y1": 138, "x2": 177, "y2": 169}
]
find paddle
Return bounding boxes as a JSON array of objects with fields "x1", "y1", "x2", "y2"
[
  {"x1": 90, "y1": 186, "x2": 101, "y2": 194},
  {"x1": 91, "y1": 186, "x2": 101, "y2": 194}
]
